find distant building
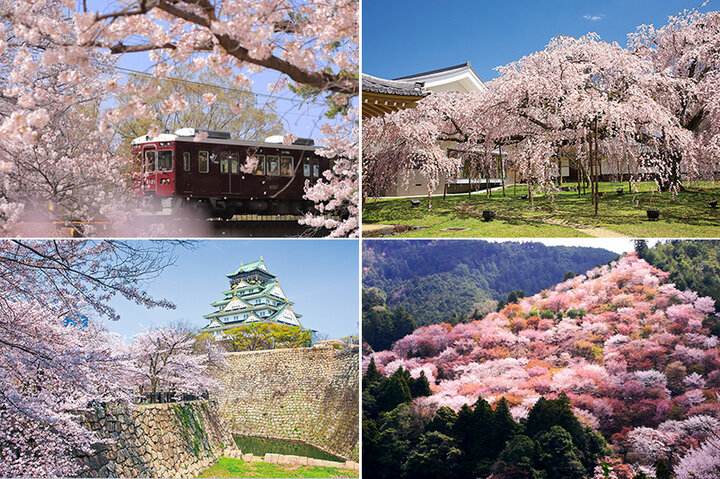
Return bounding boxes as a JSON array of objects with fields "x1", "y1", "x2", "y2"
[{"x1": 199, "y1": 258, "x2": 303, "y2": 334}]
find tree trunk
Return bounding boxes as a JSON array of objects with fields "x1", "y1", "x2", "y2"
[
  {"x1": 499, "y1": 146, "x2": 506, "y2": 197},
  {"x1": 427, "y1": 191, "x2": 432, "y2": 212},
  {"x1": 486, "y1": 167, "x2": 491, "y2": 197},
  {"x1": 528, "y1": 183, "x2": 534, "y2": 207},
  {"x1": 658, "y1": 153, "x2": 684, "y2": 192},
  {"x1": 577, "y1": 160, "x2": 582, "y2": 196},
  {"x1": 594, "y1": 119, "x2": 599, "y2": 216}
]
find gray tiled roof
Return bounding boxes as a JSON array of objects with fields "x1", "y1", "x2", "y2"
[{"x1": 362, "y1": 74, "x2": 428, "y2": 97}]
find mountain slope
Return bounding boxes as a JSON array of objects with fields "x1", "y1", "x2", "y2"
[
  {"x1": 367, "y1": 253, "x2": 720, "y2": 474},
  {"x1": 363, "y1": 240, "x2": 618, "y2": 327}
]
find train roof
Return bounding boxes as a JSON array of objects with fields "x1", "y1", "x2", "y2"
[{"x1": 131, "y1": 130, "x2": 319, "y2": 151}]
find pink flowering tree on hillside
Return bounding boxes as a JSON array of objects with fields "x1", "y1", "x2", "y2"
[
  {"x1": 367, "y1": 252, "x2": 720, "y2": 472},
  {"x1": 0, "y1": 0, "x2": 359, "y2": 236},
  {"x1": 0, "y1": 240, "x2": 182, "y2": 476},
  {"x1": 674, "y1": 432, "x2": 720, "y2": 479}
]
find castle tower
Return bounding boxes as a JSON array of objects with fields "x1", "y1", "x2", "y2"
[{"x1": 199, "y1": 258, "x2": 303, "y2": 334}]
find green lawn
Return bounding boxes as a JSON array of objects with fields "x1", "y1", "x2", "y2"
[
  {"x1": 198, "y1": 457, "x2": 359, "y2": 478},
  {"x1": 362, "y1": 181, "x2": 720, "y2": 237}
]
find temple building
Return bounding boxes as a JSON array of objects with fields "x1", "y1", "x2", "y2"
[{"x1": 199, "y1": 258, "x2": 303, "y2": 334}]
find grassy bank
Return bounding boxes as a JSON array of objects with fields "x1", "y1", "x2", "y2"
[{"x1": 198, "y1": 457, "x2": 359, "y2": 478}]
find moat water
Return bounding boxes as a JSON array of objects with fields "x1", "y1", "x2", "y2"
[{"x1": 232, "y1": 434, "x2": 345, "y2": 462}]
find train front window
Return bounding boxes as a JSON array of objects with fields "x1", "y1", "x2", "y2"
[
  {"x1": 280, "y1": 156, "x2": 293, "y2": 176},
  {"x1": 157, "y1": 150, "x2": 173, "y2": 172},
  {"x1": 183, "y1": 152, "x2": 190, "y2": 172},
  {"x1": 253, "y1": 155, "x2": 265, "y2": 175},
  {"x1": 312, "y1": 159, "x2": 320, "y2": 177},
  {"x1": 267, "y1": 155, "x2": 279, "y2": 176},
  {"x1": 144, "y1": 150, "x2": 156, "y2": 173},
  {"x1": 303, "y1": 160, "x2": 311, "y2": 177},
  {"x1": 198, "y1": 151, "x2": 209, "y2": 173},
  {"x1": 230, "y1": 154, "x2": 239, "y2": 174}
]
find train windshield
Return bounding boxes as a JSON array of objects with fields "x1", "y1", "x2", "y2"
[
  {"x1": 144, "y1": 150, "x2": 156, "y2": 173},
  {"x1": 157, "y1": 150, "x2": 173, "y2": 172},
  {"x1": 267, "y1": 155, "x2": 279, "y2": 176}
]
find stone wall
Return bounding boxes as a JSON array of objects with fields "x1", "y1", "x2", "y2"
[
  {"x1": 75, "y1": 400, "x2": 238, "y2": 478},
  {"x1": 211, "y1": 345, "x2": 360, "y2": 461}
]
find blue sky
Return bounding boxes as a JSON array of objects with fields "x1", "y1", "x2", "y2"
[
  {"x1": 105, "y1": 240, "x2": 360, "y2": 341},
  {"x1": 362, "y1": 0, "x2": 707, "y2": 82},
  {"x1": 115, "y1": 54, "x2": 331, "y2": 140},
  {"x1": 83, "y1": 1, "x2": 337, "y2": 140}
]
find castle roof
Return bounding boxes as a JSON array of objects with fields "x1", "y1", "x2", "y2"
[{"x1": 226, "y1": 258, "x2": 269, "y2": 277}]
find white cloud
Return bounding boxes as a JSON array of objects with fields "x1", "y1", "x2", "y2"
[{"x1": 583, "y1": 14, "x2": 605, "y2": 21}]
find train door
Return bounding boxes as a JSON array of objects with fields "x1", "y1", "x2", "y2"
[
  {"x1": 219, "y1": 151, "x2": 232, "y2": 194},
  {"x1": 181, "y1": 151, "x2": 192, "y2": 193},
  {"x1": 156, "y1": 148, "x2": 174, "y2": 196},
  {"x1": 142, "y1": 145, "x2": 157, "y2": 193},
  {"x1": 228, "y1": 152, "x2": 240, "y2": 194}
]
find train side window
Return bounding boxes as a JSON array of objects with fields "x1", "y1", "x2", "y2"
[
  {"x1": 144, "y1": 150, "x2": 156, "y2": 173},
  {"x1": 280, "y1": 156, "x2": 294, "y2": 176},
  {"x1": 157, "y1": 150, "x2": 173, "y2": 172},
  {"x1": 198, "y1": 151, "x2": 209, "y2": 173},
  {"x1": 253, "y1": 155, "x2": 265, "y2": 175},
  {"x1": 183, "y1": 152, "x2": 190, "y2": 172},
  {"x1": 312, "y1": 159, "x2": 320, "y2": 177},
  {"x1": 230, "y1": 153, "x2": 239, "y2": 174},
  {"x1": 267, "y1": 155, "x2": 279, "y2": 176},
  {"x1": 303, "y1": 160, "x2": 311, "y2": 177},
  {"x1": 220, "y1": 152, "x2": 229, "y2": 174}
]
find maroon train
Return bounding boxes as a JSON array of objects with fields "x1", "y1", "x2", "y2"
[{"x1": 130, "y1": 128, "x2": 330, "y2": 218}]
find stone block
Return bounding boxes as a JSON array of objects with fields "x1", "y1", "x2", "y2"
[
  {"x1": 264, "y1": 453, "x2": 279, "y2": 464},
  {"x1": 345, "y1": 461, "x2": 359, "y2": 470}
]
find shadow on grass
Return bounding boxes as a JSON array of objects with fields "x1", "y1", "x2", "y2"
[{"x1": 364, "y1": 182, "x2": 720, "y2": 232}]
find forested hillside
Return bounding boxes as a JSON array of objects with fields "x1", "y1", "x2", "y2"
[
  {"x1": 362, "y1": 241, "x2": 618, "y2": 327},
  {"x1": 364, "y1": 253, "x2": 720, "y2": 478},
  {"x1": 638, "y1": 240, "x2": 720, "y2": 312}
]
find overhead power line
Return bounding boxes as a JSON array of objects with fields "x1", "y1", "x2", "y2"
[{"x1": 113, "y1": 66, "x2": 328, "y2": 107}]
